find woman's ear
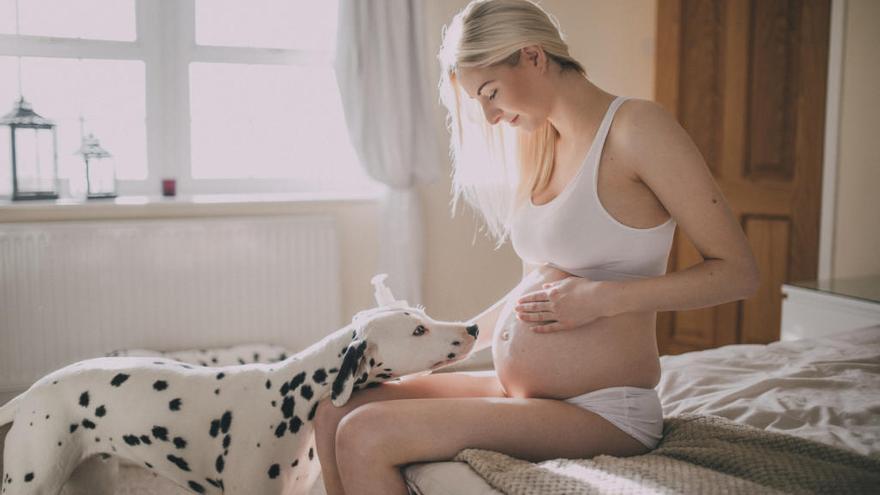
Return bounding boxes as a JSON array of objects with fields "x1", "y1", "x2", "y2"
[
  {"x1": 521, "y1": 45, "x2": 546, "y2": 71},
  {"x1": 330, "y1": 339, "x2": 374, "y2": 406}
]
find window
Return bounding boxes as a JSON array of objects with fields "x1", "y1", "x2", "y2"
[{"x1": 0, "y1": 0, "x2": 379, "y2": 197}]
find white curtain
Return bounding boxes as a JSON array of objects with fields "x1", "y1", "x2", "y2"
[{"x1": 334, "y1": 0, "x2": 442, "y2": 304}]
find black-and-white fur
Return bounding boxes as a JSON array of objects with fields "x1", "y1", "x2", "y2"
[{"x1": 0, "y1": 307, "x2": 479, "y2": 495}]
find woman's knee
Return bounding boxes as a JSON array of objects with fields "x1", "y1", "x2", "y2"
[
  {"x1": 313, "y1": 397, "x2": 349, "y2": 440},
  {"x1": 334, "y1": 404, "x2": 393, "y2": 464}
]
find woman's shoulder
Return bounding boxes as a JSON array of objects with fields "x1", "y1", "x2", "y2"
[{"x1": 606, "y1": 97, "x2": 690, "y2": 174}]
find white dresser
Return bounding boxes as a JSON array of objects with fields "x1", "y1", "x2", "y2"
[{"x1": 780, "y1": 276, "x2": 880, "y2": 341}]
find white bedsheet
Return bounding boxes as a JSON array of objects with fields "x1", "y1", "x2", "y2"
[{"x1": 658, "y1": 324, "x2": 880, "y2": 457}]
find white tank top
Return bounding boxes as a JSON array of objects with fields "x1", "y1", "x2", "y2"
[{"x1": 510, "y1": 96, "x2": 676, "y2": 281}]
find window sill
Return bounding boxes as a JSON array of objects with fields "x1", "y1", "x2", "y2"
[{"x1": 0, "y1": 191, "x2": 384, "y2": 223}]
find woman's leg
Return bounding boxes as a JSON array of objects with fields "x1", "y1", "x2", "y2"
[
  {"x1": 334, "y1": 396, "x2": 649, "y2": 495},
  {"x1": 313, "y1": 371, "x2": 506, "y2": 495}
]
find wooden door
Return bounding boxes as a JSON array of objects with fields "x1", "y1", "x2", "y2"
[{"x1": 654, "y1": 0, "x2": 831, "y2": 354}]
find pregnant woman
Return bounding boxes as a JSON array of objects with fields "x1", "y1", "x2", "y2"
[{"x1": 314, "y1": 1, "x2": 759, "y2": 493}]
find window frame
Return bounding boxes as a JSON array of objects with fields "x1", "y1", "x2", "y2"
[{"x1": 0, "y1": 0, "x2": 347, "y2": 197}]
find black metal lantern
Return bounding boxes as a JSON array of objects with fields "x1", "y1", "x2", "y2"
[
  {"x1": 76, "y1": 132, "x2": 116, "y2": 198},
  {"x1": 0, "y1": 96, "x2": 60, "y2": 200}
]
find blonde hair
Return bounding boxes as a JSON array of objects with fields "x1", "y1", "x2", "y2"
[{"x1": 438, "y1": 0, "x2": 586, "y2": 247}]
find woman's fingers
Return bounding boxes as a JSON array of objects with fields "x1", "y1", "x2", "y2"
[{"x1": 514, "y1": 302, "x2": 551, "y2": 313}]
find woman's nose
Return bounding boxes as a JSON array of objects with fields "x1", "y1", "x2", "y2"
[{"x1": 479, "y1": 101, "x2": 502, "y2": 125}]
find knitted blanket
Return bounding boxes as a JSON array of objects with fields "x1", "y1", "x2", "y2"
[{"x1": 453, "y1": 415, "x2": 880, "y2": 494}]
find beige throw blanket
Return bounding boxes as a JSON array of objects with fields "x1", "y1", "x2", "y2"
[{"x1": 453, "y1": 415, "x2": 880, "y2": 494}]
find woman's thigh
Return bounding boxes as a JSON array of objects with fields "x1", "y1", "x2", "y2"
[
  {"x1": 315, "y1": 371, "x2": 507, "y2": 424},
  {"x1": 336, "y1": 396, "x2": 648, "y2": 466}
]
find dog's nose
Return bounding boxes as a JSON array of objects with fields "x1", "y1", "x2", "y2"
[{"x1": 466, "y1": 324, "x2": 479, "y2": 338}]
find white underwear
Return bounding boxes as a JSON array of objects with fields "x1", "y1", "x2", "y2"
[{"x1": 564, "y1": 386, "x2": 664, "y2": 449}]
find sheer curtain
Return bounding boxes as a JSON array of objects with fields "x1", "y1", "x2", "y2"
[{"x1": 334, "y1": 0, "x2": 442, "y2": 304}]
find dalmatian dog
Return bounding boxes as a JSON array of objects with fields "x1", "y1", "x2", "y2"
[
  {"x1": 0, "y1": 306, "x2": 479, "y2": 495},
  {"x1": 106, "y1": 344, "x2": 294, "y2": 368}
]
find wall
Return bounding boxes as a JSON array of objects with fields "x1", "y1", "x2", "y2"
[{"x1": 832, "y1": 0, "x2": 880, "y2": 279}]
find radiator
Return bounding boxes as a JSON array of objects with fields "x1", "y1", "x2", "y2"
[{"x1": 0, "y1": 215, "x2": 341, "y2": 395}]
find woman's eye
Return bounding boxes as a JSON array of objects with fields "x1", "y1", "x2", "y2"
[
  {"x1": 489, "y1": 89, "x2": 497, "y2": 101},
  {"x1": 413, "y1": 325, "x2": 427, "y2": 336}
]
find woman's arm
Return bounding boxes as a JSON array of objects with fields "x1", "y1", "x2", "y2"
[
  {"x1": 602, "y1": 99, "x2": 759, "y2": 315},
  {"x1": 516, "y1": 99, "x2": 759, "y2": 332}
]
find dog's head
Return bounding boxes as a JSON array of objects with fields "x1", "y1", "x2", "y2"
[{"x1": 330, "y1": 307, "x2": 479, "y2": 406}]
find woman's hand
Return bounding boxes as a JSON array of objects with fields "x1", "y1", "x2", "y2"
[{"x1": 515, "y1": 274, "x2": 609, "y2": 333}]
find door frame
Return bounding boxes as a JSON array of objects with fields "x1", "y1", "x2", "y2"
[{"x1": 818, "y1": 0, "x2": 846, "y2": 281}]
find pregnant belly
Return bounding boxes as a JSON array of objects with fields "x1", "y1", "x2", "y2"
[{"x1": 491, "y1": 267, "x2": 661, "y2": 399}]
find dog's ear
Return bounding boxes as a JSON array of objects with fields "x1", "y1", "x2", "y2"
[{"x1": 330, "y1": 339, "x2": 374, "y2": 407}]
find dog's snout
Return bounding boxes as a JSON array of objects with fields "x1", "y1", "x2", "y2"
[{"x1": 466, "y1": 324, "x2": 479, "y2": 338}]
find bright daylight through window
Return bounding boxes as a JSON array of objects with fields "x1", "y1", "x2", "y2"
[{"x1": 0, "y1": 0, "x2": 378, "y2": 197}]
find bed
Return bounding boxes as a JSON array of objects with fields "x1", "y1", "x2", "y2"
[
  {"x1": 401, "y1": 324, "x2": 880, "y2": 494},
  {"x1": 104, "y1": 325, "x2": 880, "y2": 494}
]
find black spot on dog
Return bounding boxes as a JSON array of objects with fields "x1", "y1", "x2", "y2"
[
  {"x1": 268, "y1": 463, "x2": 280, "y2": 479},
  {"x1": 153, "y1": 361, "x2": 164, "y2": 365},
  {"x1": 274, "y1": 422, "x2": 287, "y2": 437},
  {"x1": 69, "y1": 424, "x2": 79, "y2": 433},
  {"x1": 207, "y1": 478, "x2": 222, "y2": 488},
  {"x1": 24, "y1": 472, "x2": 34, "y2": 482},
  {"x1": 289, "y1": 371, "x2": 306, "y2": 391},
  {"x1": 237, "y1": 358, "x2": 245, "y2": 365},
  {"x1": 211, "y1": 357, "x2": 218, "y2": 364},
  {"x1": 152, "y1": 425, "x2": 169, "y2": 441},
  {"x1": 169, "y1": 398, "x2": 182, "y2": 411},
  {"x1": 292, "y1": 459, "x2": 299, "y2": 467},
  {"x1": 215, "y1": 372, "x2": 225, "y2": 380},
  {"x1": 329, "y1": 367, "x2": 338, "y2": 374},
  {"x1": 123, "y1": 435, "x2": 141, "y2": 446},
  {"x1": 145, "y1": 462, "x2": 153, "y2": 468},
  {"x1": 308, "y1": 402, "x2": 319, "y2": 421},
  {"x1": 289, "y1": 416, "x2": 303, "y2": 434},
  {"x1": 279, "y1": 353, "x2": 287, "y2": 360},
  {"x1": 188, "y1": 481, "x2": 206, "y2": 493},
  {"x1": 220, "y1": 411, "x2": 232, "y2": 433},
  {"x1": 312, "y1": 368, "x2": 327, "y2": 384},
  {"x1": 214, "y1": 388, "x2": 220, "y2": 395},
  {"x1": 100, "y1": 453, "x2": 110, "y2": 459},
  {"x1": 167, "y1": 454, "x2": 191, "y2": 472},
  {"x1": 173, "y1": 437, "x2": 187, "y2": 449},
  {"x1": 447, "y1": 353, "x2": 456, "y2": 359},
  {"x1": 265, "y1": 379, "x2": 272, "y2": 389},
  {"x1": 365, "y1": 382, "x2": 382, "y2": 389},
  {"x1": 45, "y1": 414, "x2": 50, "y2": 419},
  {"x1": 153, "y1": 380, "x2": 168, "y2": 391},
  {"x1": 253, "y1": 352, "x2": 260, "y2": 362},
  {"x1": 110, "y1": 373, "x2": 130, "y2": 386},
  {"x1": 223, "y1": 434, "x2": 231, "y2": 449},
  {"x1": 376, "y1": 373, "x2": 392, "y2": 379},
  {"x1": 58, "y1": 441, "x2": 62, "y2": 446},
  {"x1": 82, "y1": 419, "x2": 96, "y2": 429},
  {"x1": 209, "y1": 420, "x2": 220, "y2": 438},
  {"x1": 309, "y1": 447, "x2": 314, "y2": 460},
  {"x1": 139, "y1": 435, "x2": 152, "y2": 445},
  {"x1": 198, "y1": 360, "x2": 208, "y2": 367},
  {"x1": 300, "y1": 385, "x2": 314, "y2": 400},
  {"x1": 271, "y1": 400, "x2": 276, "y2": 407},
  {"x1": 79, "y1": 391, "x2": 90, "y2": 407},
  {"x1": 179, "y1": 364, "x2": 193, "y2": 370},
  {"x1": 95, "y1": 437, "x2": 101, "y2": 442},
  {"x1": 95, "y1": 405, "x2": 106, "y2": 417},
  {"x1": 281, "y1": 396, "x2": 295, "y2": 418},
  {"x1": 280, "y1": 382, "x2": 290, "y2": 396},
  {"x1": 215, "y1": 455, "x2": 225, "y2": 473}
]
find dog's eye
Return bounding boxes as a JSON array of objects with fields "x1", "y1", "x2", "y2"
[{"x1": 412, "y1": 325, "x2": 427, "y2": 336}]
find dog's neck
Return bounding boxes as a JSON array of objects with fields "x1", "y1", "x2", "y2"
[{"x1": 267, "y1": 323, "x2": 365, "y2": 401}]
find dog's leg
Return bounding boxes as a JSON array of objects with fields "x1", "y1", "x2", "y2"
[
  {"x1": 59, "y1": 455, "x2": 117, "y2": 495},
  {"x1": 3, "y1": 421, "x2": 81, "y2": 495}
]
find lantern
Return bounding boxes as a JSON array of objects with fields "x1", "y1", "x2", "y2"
[
  {"x1": 0, "y1": 96, "x2": 59, "y2": 200},
  {"x1": 76, "y1": 132, "x2": 116, "y2": 198}
]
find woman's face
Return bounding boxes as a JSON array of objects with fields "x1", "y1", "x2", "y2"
[{"x1": 456, "y1": 47, "x2": 551, "y2": 132}]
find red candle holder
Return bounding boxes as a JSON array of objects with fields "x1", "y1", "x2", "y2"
[{"x1": 162, "y1": 179, "x2": 176, "y2": 197}]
